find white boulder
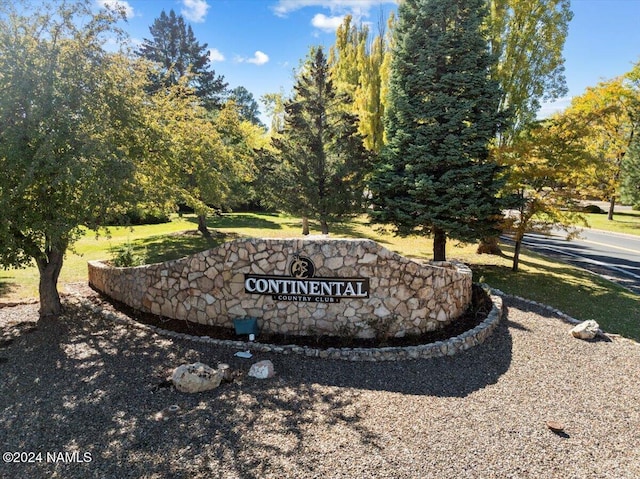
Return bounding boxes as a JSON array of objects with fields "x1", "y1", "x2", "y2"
[
  {"x1": 570, "y1": 320, "x2": 601, "y2": 340},
  {"x1": 172, "y1": 362, "x2": 223, "y2": 393},
  {"x1": 248, "y1": 360, "x2": 275, "y2": 379}
]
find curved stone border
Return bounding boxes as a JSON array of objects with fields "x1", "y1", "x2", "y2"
[
  {"x1": 66, "y1": 288, "x2": 504, "y2": 362},
  {"x1": 491, "y1": 288, "x2": 640, "y2": 346},
  {"x1": 489, "y1": 287, "x2": 581, "y2": 324}
]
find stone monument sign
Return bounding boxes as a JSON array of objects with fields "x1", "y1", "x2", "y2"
[{"x1": 88, "y1": 237, "x2": 472, "y2": 339}]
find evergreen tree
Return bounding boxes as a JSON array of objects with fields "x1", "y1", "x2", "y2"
[
  {"x1": 229, "y1": 86, "x2": 265, "y2": 128},
  {"x1": 270, "y1": 47, "x2": 371, "y2": 235},
  {"x1": 621, "y1": 143, "x2": 640, "y2": 209},
  {"x1": 137, "y1": 9, "x2": 227, "y2": 109},
  {"x1": 369, "y1": 0, "x2": 508, "y2": 261},
  {"x1": 622, "y1": 61, "x2": 640, "y2": 209}
]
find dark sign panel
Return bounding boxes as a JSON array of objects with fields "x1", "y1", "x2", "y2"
[{"x1": 244, "y1": 255, "x2": 369, "y2": 303}]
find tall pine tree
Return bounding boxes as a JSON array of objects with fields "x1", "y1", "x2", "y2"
[
  {"x1": 137, "y1": 10, "x2": 227, "y2": 109},
  {"x1": 229, "y1": 86, "x2": 264, "y2": 128},
  {"x1": 369, "y1": 0, "x2": 508, "y2": 261},
  {"x1": 270, "y1": 47, "x2": 371, "y2": 235}
]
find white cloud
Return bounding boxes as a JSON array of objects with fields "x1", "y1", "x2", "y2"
[
  {"x1": 209, "y1": 48, "x2": 225, "y2": 62},
  {"x1": 181, "y1": 0, "x2": 209, "y2": 23},
  {"x1": 96, "y1": 0, "x2": 134, "y2": 19},
  {"x1": 311, "y1": 13, "x2": 345, "y2": 32},
  {"x1": 235, "y1": 51, "x2": 270, "y2": 65},
  {"x1": 247, "y1": 51, "x2": 270, "y2": 65},
  {"x1": 273, "y1": 0, "x2": 397, "y2": 17}
]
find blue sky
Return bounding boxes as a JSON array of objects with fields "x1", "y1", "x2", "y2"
[{"x1": 98, "y1": 0, "x2": 640, "y2": 119}]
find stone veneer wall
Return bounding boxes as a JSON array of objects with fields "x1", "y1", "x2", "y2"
[{"x1": 88, "y1": 238, "x2": 472, "y2": 339}]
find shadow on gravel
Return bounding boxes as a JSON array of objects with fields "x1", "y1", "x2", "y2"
[
  {"x1": 503, "y1": 316, "x2": 532, "y2": 332},
  {"x1": 282, "y1": 318, "x2": 513, "y2": 398},
  {"x1": 0, "y1": 320, "x2": 38, "y2": 347},
  {"x1": 0, "y1": 305, "x2": 391, "y2": 479},
  {"x1": 0, "y1": 299, "x2": 515, "y2": 478}
]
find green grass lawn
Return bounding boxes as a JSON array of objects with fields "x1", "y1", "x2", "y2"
[
  {"x1": 585, "y1": 208, "x2": 640, "y2": 236},
  {"x1": 2, "y1": 212, "x2": 638, "y2": 341}
]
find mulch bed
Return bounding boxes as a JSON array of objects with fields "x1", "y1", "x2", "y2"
[{"x1": 91, "y1": 283, "x2": 492, "y2": 349}]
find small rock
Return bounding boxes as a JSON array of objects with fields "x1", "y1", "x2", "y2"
[
  {"x1": 150, "y1": 379, "x2": 173, "y2": 393},
  {"x1": 172, "y1": 362, "x2": 223, "y2": 393},
  {"x1": 217, "y1": 363, "x2": 233, "y2": 382},
  {"x1": 570, "y1": 320, "x2": 601, "y2": 340},
  {"x1": 248, "y1": 360, "x2": 275, "y2": 379},
  {"x1": 154, "y1": 404, "x2": 181, "y2": 422},
  {"x1": 546, "y1": 420, "x2": 564, "y2": 433}
]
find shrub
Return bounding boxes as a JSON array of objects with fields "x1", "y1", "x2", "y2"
[
  {"x1": 107, "y1": 206, "x2": 171, "y2": 226},
  {"x1": 111, "y1": 243, "x2": 145, "y2": 267}
]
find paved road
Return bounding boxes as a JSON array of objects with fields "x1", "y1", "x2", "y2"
[{"x1": 507, "y1": 229, "x2": 640, "y2": 295}]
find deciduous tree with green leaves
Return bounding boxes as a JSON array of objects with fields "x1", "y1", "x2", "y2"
[
  {"x1": 261, "y1": 91, "x2": 286, "y2": 135},
  {"x1": 488, "y1": 0, "x2": 572, "y2": 144},
  {"x1": 496, "y1": 117, "x2": 589, "y2": 271},
  {"x1": 477, "y1": 0, "x2": 572, "y2": 255},
  {"x1": 566, "y1": 74, "x2": 640, "y2": 220},
  {"x1": 369, "y1": 0, "x2": 508, "y2": 261},
  {"x1": 146, "y1": 85, "x2": 257, "y2": 237},
  {"x1": 269, "y1": 47, "x2": 371, "y2": 235},
  {"x1": 211, "y1": 98, "x2": 267, "y2": 211},
  {"x1": 0, "y1": 1, "x2": 150, "y2": 317},
  {"x1": 328, "y1": 13, "x2": 394, "y2": 153}
]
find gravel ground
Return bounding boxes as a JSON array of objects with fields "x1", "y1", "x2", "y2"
[{"x1": 1, "y1": 292, "x2": 639, "y2": 479}]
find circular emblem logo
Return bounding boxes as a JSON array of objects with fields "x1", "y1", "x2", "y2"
[{"x1": 289, "y1": 255, "x2": 315, "y2": 279}]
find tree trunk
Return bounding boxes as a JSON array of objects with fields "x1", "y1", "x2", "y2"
[
  {"x1": 433, "y1": 227, "x2": 446, "y2": 261},
  {"x1": 197, "y1": 214, "x2": 212, "y2": 238},
  {"x1": 512, "y1": 237, "x2": 523, "y2": 272},
  {"x1": 36, "y1": 248, "x2": 65, "y2": 319},
  {"x1": 320, "y1": 219, "x2": 329, "y2": 235},
  {"x1": 302, "y1": 217, "x2": 310, "y2": 235},
  {"x1": 477, "y1": 236, "x2": 502, "y2": 255},
  {"x1": 607, "y1": 196, "x2": 616, "y2": 221}
]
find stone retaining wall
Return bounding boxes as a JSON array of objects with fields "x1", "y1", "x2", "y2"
[{"x1": 88, "y1": 237, "x2": 472, "y2": 339}]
